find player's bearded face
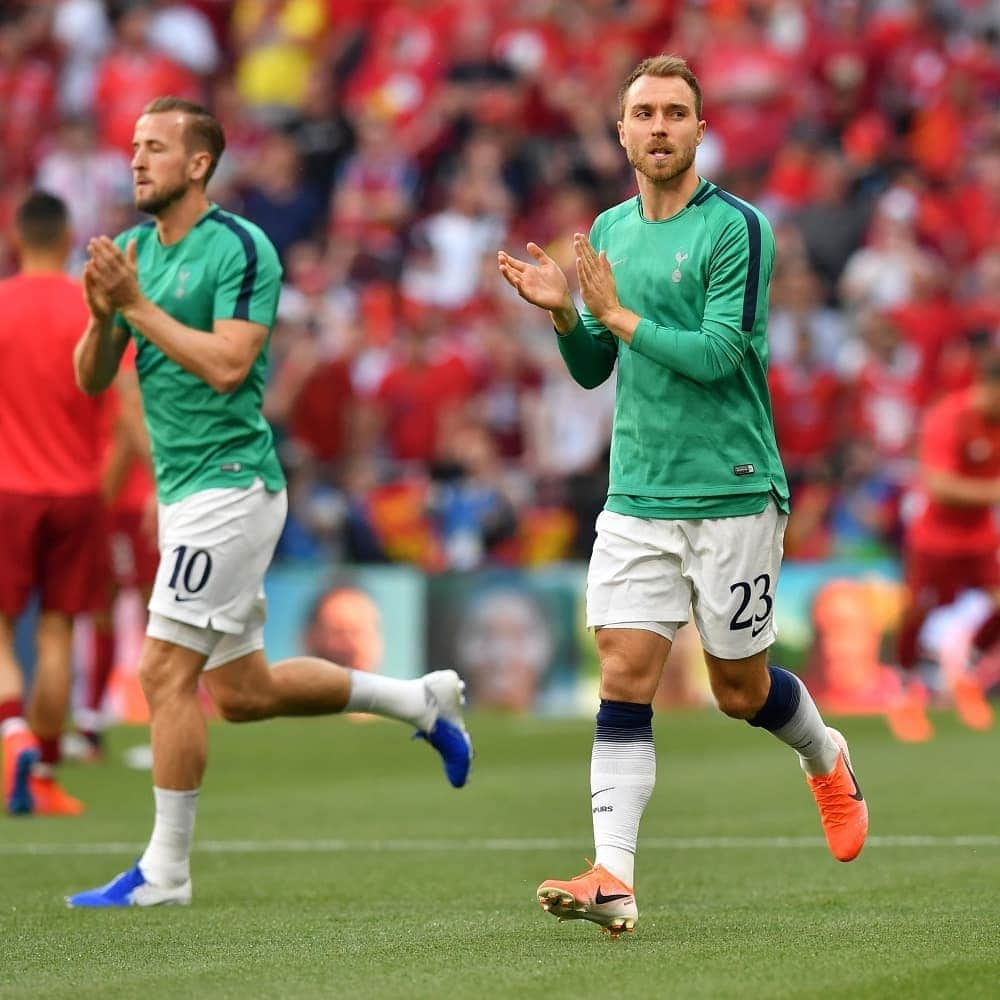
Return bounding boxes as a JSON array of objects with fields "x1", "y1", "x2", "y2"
[
  {"x1": 134, "y1": 174, "x2": 190, "y2": 215},
  {"x1": 624, "y1": 130, "x2": 698, "y2": 184},
  {"x1": 619, "y1": 75, "x2": 704, "y2": 185},
  {"x1": 131, "y1": 113, "x2": 197, "y2": 216}
]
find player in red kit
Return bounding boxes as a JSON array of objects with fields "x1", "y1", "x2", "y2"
[
  {"x1": 73, "y1": 348, "x2": 158, "y2": 759},
  {"x1": 888, "y1": 348, "x2": 1000, "y2": 741},
  {"x1": 0, "y1": 192, "x2": 109, "y2": 814}
]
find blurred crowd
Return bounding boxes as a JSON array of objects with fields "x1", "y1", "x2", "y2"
[{"x1": 0, "y1": 0, "x2": 997, "y2": 570}]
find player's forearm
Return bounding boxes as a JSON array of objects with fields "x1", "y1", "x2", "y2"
[
  {"x1": 924, "y1": 469, "x2": 1000, "y2": 507},
  {"x1": 74, "y1": 315, "x2": 125, "y2": 395},
  {"x1": 628, "y1": 317, "x2": 745, "y2": 383},
  {"x1": 121, "y1": 298, "x2": 249, "y2": 394}
]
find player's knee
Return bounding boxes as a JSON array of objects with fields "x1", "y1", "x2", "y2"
[
  {"x1": 215, "y1": 693, "x2": 262, "y2": 723},
  {"x1": 713, "y1": 685, "x2": 760, "y2": 720},
  {"x1": 138, "y1": 642, "x2": 200, "y2": 708},
  {"x1": 210, "y1": 681, "x2": 271, "y2": 723}
]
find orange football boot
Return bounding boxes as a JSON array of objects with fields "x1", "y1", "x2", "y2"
[
  {"x1": 806, "y1": 728, "x2": 869, "y2": 862},
  {"x1": 536, "y1": 861, "x2": 637, "y2": 937},
  {"x1": 3, "y1": 727, "x2": 40, "y2": 814},
  {"x1": 951, "y1": 674, "x2": 994, "y2": 732},
  {"x1": 28, "y1": 775, "x2": 85, "y2": 816}
]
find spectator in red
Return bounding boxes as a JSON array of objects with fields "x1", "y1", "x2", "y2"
[
  {"x1": 950, "y1": 144, "x2": 1000, "y2": 266},
  {"x1": 371, "y1": 307, "x2": 473, "y2": 466},
  {"x1": 888, "y1": 348, "x2": 1000, "y2": 742},
  {"x1": 468, "y1": 319, "x2": 543, "y2": 463},
  {"x1": 0, "y1": 8, "x2": 57, "y2": 187},
  {"x1": 768, "y1": 322, "x2": 845, "y2": 482},
  {"x1": 0, "y1": 192, "x2": 106, "y2": 816},
  {"x1": 329, "y1": 111, "x2": 419, "y2": 281},
  {"x1": 841, "y1": 309, "x2": 923, "y2": 472},
  {"x1": 92, "y1": 1, "x2": 198, "y2": 155},
  {"x1": 692, "y1": 10, "x2": 801, "y2": 174}
]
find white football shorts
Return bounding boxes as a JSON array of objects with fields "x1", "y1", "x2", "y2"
[
  {"x1": 586, "y1": 501, "x2": 787, "y2": 659},
  {"x1": 147, "y1": 478, "x2": 286, "y2": 670}
]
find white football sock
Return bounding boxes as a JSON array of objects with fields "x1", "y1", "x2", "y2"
[
  {"x1": 0, "y1": 716, "x2": 29, "y2": 738},
  {"x1": 139, "y1": 787, "x2": 199, "y2": 887},
  {"x1": 591, "y1": 727, "x2": 656, "y2": 887},
  {"x1": 772, "y1": 675, "x2": 840, "y2": 776},
  {"x1": 345, "y1": 671, "x2": 433, "y2": 729}
]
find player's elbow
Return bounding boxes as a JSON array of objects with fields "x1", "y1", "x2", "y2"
[
  {"x1": 571, "y1": 369, "x2": 612, "y2": 390},
  {"x1": 75, "y1": 366, "x2": 111, "y2": 396},
  {"x1": 210, "y1": 363, "x2": 251, "y2": 394}
]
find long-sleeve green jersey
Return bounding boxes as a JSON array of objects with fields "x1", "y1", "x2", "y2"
[
  {"x1": 557, "y1": 178, "x2": 789, "y2": 519},
  {"x1": 113, "y1": 205, "x2": 285, "y2": 504}
]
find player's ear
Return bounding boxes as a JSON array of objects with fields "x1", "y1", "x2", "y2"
[{"x1": 190, "y1": 150, "x2": 211, "y2": 184}]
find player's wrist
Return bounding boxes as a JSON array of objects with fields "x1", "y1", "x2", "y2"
[
  {"x1": 550, "y1": 303, "x2": 579, "y2": 335},
  {"x1": 601, "y1": 306, "x2": 639, "y2": 342}
]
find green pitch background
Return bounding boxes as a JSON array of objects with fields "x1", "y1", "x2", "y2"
[{"x1": 2, "y1": 711, "x2": 998, "y2": 999}]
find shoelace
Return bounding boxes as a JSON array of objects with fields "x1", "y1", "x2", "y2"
[{"x1": 810, "y1": 769, "x2": 853, "y2": 824}]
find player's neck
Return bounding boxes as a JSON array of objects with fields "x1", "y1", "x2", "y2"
[
  {"x1": 19, "y1": 253, "x2": 67, "y2": 275},
  {"x1": 154, "y1": 191, "x2": 213, "y2": 246},
  {"x1": 637, "y1": 169, "x2": 701, "y2": 222}
]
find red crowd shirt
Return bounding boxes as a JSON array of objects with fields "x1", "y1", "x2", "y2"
[
  {"x1": 908, "y1": 388, "x2": 1000, "y2": 554},
  {"x1": 0, "y1": 273, "x2": 108, "y2": 495},
  {"x1": 100, "y1": 344, "x2": 155, "y2": 513}
]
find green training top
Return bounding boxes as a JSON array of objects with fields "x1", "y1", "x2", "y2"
[
  {"x1": 557, "y1": 178, "x2": 789, "y2": 519},
  {"x1": 114, "y1": 205, "x2": 285, "y2": 503}
]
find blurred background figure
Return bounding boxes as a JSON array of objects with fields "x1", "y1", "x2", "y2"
[
  {"x1": 888, "y1": 348, "x2": 1000, "y2": 742},
  {"x1": 304, "y1": 585, "x2": 384, "y2": 674},
  {"x1": 454, "y1": 587, "x2": 554, "y2": 712},
  {"x1": 0, "y1": 192, "x2": 104, "y2": 817}
]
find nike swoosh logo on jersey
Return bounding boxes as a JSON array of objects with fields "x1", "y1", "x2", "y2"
[
  {"x1": 591, "y1": 786, "x2": 615, "y2": 799},
  {"x1": 173, "y1": 594, "x2": 199, "y2": 603},
  {"x1": 595, "y1": 888, "x2": 632, "y2": 904},
  {"x1": 751, "y1": 619, "x2": 770, "y2": 638}
]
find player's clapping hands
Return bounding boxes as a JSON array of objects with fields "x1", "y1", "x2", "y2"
[
  {"x1": 497, "y1": 243, "x2": 573, "y2": 313},
  {"x1": 573, "y1": 233, "x2": 621, "y2": 325},
  {"x1": 86, "y1": 237, "x2": 141, "y2": 313}
]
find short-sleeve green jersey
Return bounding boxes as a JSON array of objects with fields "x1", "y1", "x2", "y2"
[
  {"x1": 557, "y1": 178, "x2": 789, "y2": 519},
  {"x1": 114, "y1": 205, "x2": 285, "y2": 503}
]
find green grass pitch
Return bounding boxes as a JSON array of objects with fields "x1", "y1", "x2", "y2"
[{"x1": 2, "y1": 710, "x2": 998, "y2": 999}]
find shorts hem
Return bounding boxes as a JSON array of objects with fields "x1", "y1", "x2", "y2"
[
  {"x1": 700, "y1": 634, "x2": 775, "y2": 660},
  {"x1": 204, "y1": 636, "x2": 265, "y2": 672},
  {"x1": 147, "y1": 600, "x2": 246, "y2": 635}
]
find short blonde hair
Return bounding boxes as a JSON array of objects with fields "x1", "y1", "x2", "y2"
[{"x1": 618, "y1": 54, "x2": 703, "y2": 120}]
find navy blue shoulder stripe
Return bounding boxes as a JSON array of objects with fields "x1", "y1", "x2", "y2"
[
  {"x1": 714, "y1": 191, "x2": 761, "y2": 333},
  {"x1": 204, "y1": 209, "x2": 257, "y2": 321},
  {"x1": 689, "y1": 184, "x2": 716, "y2": 207}
]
